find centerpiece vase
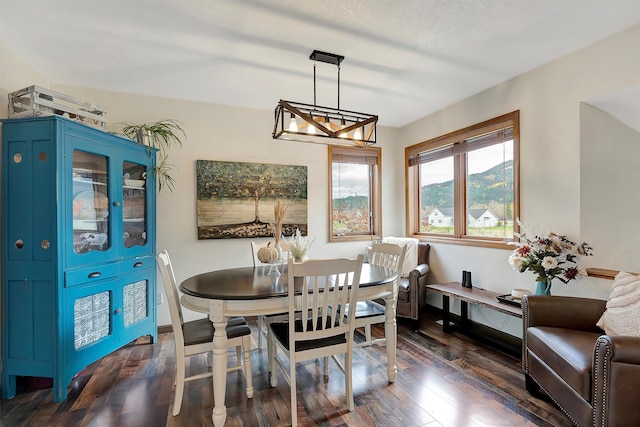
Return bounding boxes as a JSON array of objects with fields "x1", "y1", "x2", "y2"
[
  {"x1": 535, "y1": 278, "x2": 552, "y2": 295},
  {"x1": 274, "y1": 241, "x2": 284, "y2": 263},
  {"x1": 266, "y1": 261, "x2": 281, "y2": 277}
]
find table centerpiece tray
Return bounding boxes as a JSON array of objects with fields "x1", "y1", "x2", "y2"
[{"x1": 496, "y1": 294, "x2": 522, "y2": 307}]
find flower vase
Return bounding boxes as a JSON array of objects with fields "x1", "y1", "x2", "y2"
[
  {"x1": 274, "y1": 241, "x2": 284, "y2": 263},
  {"x1": 535, "y1": 279, "x2": 552, "y2": 295},
  {"x1": 293, "y1": 254, "x2": 309, "y2": 262}
]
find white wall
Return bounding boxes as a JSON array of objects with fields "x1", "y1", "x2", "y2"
[
  {"x1": 400, "y1": 25, "x2": 640, "y2": 336},
  {"x1": 1, "y1": 25, "x2": 638, "y2": 335},
  {"x1": 580, "y1": 103, "x2": 640, "y2": 271},
  {"x1": 0, "y1": 41, "x2": 49, "y2": 117}
]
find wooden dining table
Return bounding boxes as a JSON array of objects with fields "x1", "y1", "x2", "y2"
[{"x1": 179, "y1": 262, "x2": 398, "y2": 427}]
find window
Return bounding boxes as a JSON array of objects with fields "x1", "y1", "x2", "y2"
[
  {"x1": 329, "y1": 145, "x2": 381, "y2": 241},
  {"x1": 405, "y1": 111, "x2": 519, "y2": 248}
]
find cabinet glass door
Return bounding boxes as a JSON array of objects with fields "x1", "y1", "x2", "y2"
[
  {"x1": 73, "y1": 289, "x2": 111, "y2": 350},
  {"x1": 72, "y1": 150, "x2": 110, "y2": 254},
  {"x1": 122, "y1": 161, "x2": 147, "y2": 249},
  {"x1": 119, "y1": 268, "x2": 156, "y2": 343},
  {"x1": 123, "y1": 279, "x2": 148, "y2": 327},
  {"x1": 65, "y1": 279, "x2": 120, "y2": 370}
]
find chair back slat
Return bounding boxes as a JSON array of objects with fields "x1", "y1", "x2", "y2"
[
  {"x1": 369, "y1": 243, "x2": 406, "y2": 299},
  {"x1": 322, "y1": 276, "x2": 334, "y2": 327},
  {"x1": 156, "y1": 250, "x2": 185, "y2": 344},
  {"x1": 310, "y1": 276, "x2": 321, "y2": 330},
  {"x1": 287, "y1": 255, "x2": 364, "y2": 342},
  {"x1": 250, "y1": 242, "x2": 263, "y2": 266}
]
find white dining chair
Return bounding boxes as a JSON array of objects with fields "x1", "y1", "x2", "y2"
[
  {"x1": 351, "y1": 242, "x2": 406, "y2": 347},
  {"x1": 268, "y1": 255, "x2": 364, "y2": 427},
  {"x1": 156, "y1": 250, "x2": 254, "y2": 416},
  {"x1": 251, "y1": 241, "x2": 290, "y2": 349}
]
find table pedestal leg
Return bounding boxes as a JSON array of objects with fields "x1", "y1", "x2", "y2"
[
  {"x1": 384, "y1": 292, "x2": 397, "y2": 383},
  {"x1": 211, "y1": 307, "x2": 228, "y2": 427}
]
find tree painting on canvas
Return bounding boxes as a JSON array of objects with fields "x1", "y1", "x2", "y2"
[{"x1": 196, "y1": 160, "x2": 308, "y2": 239}]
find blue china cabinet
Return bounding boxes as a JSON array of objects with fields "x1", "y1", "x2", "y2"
[{"x1": 1, "y1": 116, "x2": 157, "y2": 402}]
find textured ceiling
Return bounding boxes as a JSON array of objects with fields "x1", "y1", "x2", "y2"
[{"x1": 1, "y1": 0, "x2": 639, "y2": 127}]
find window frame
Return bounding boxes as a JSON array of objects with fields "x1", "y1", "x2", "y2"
[
  {"x1": 328, "y1": 145, "x2": 382, "y2": 242},
  {"x1": 405, "y1": 111, "x2": 520, "y2": 249}
]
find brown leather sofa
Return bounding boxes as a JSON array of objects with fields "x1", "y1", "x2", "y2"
[
  {"x1": 395, "y1": 242, "x2": 430, "y2": 330},
  {"x1": 522, "y1": 295, "x2": 640, "y2": 427}
]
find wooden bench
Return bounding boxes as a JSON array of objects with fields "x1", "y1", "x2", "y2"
[{"x1": 426, "y1": 282, "x2": 523, "y2": 354}]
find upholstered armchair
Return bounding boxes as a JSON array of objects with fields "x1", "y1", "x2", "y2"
[
  {"x1": 522, "y1": 295, "x2": 640, "y2": 427},
  {"x1": 395, "y1": 241, "x2": 431, "y2": 330},
  {"x1": 368, "y1": 240, "x2": 430, "y2": 330}
]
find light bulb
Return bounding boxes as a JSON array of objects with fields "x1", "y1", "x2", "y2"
[
  {"x1": 354, "y1": 127, "x2": 362, "y2": 140},
  {"x1": 288, "y1": 114, "x2": 298, "y2": 132},
  {"x1": 307, "y1": 114, "x2": 317, "y2": 134},
  {"x1": 339, "y1": 118, "x2": 348, "y2": 138},
  {"x1": 307, "y1": 123, "x2": 316, "y2": 135}
]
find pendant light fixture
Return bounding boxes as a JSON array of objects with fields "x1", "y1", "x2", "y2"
[{"x1": 272, "y1": 50, "x2": 377, "y2": 147}]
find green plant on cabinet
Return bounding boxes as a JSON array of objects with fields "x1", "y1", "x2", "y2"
[{"x1": 120, "y1": 119, "x2": 185, "y2": 192}]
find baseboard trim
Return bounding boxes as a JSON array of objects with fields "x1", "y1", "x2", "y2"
[{"x1": 158, "y1": 325, "x2": 172, "y2": 334}]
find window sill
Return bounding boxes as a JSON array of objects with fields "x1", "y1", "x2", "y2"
[
  {"x1": 586, "y1": 268, "x2": 638, "y2": 280},
  {"x1": 410, "y1": 234, "x2": 513, "y2": 250},
  {"x1": 329, "y1": 234, "x2": 381, "y2": 243}
]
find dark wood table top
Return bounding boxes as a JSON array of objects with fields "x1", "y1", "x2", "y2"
[{"x1": 180, "y1": 263, "x2": 396, "y2": 300}]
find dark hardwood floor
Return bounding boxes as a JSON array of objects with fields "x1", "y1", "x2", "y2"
[{"x1": 0, "y1": 312, "x2": 573, "y2": 426}]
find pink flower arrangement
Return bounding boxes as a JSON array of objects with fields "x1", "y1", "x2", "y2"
[{"x1": 508, "y1": 220, "x2": 593, "y2": 284}]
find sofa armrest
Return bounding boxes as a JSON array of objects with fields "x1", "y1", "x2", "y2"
[
  {"x1": 395, "y1": 241, "x2": 430, "y2": 323},
  {"x1": 408, "y1": 263, "x2": 429, "y2": 279},
  {"x1": 597, "y1": 335, "x2": 640, "y2": 364},
  {"x1": 522, "y1": 295, "x2": 606, "y2": 332},
  {"x1": 593, "y1": 335, "x2": 640, "y2": 427},
  {"x1": 402, "y1": 263, "x2": 429, "y2": 323}
]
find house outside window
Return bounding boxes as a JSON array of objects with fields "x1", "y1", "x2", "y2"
[
  {"x1": 329, "y1": 145, "x2": 381, "y2": 242},
  {"x1": 405, "y1": 111, "x2": 519, "y2": 248}
]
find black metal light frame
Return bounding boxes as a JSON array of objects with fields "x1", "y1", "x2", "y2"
[{"x1": 272, "y1": 50, "x2": 378, "y2": 147}]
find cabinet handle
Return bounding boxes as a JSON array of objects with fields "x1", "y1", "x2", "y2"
[
  {"x1": 134, "y1": 261, "x2": 143, "y2": 267},
  {"x1": 88, "y1": 272, "x2": 102, "y2": 278},
  {"x1": 114, "y1": 308, "x2": 122, "y2": 314},
  {"x1": 113, "y1": 201, "x2": 121, "y2": 207}
]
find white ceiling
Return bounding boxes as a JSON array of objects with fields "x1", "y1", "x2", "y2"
[{"x1": 1, "y1": 0, "x2": 639, "y2": 128}]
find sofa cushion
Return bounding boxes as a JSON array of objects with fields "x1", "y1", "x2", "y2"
[
  {"x1": 597, "y1": 271, "x2": 640, "y2": 337},
  {"x1": 527, "y1": 326, "x2": 601, "y2": 401}
]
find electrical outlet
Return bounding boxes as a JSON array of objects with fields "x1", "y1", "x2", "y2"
[{"x1": 157, "y1": 293, "x2": 164, "y2": 305}]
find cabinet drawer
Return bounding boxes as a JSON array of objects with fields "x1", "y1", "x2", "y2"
[
  {"x1": 65, "y1": 263, "x2": 119, "y2": 287},
  {"x1": 119, "y1": 256, "x2": 154, "y2": 275}
]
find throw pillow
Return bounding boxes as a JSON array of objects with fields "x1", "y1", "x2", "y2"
[
  {"x1": 596, "y1": 271, "x2": 640, "y2": 337},
  {"x1": 381, "y1": 236, "x2": 419, "y2": 277}
]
